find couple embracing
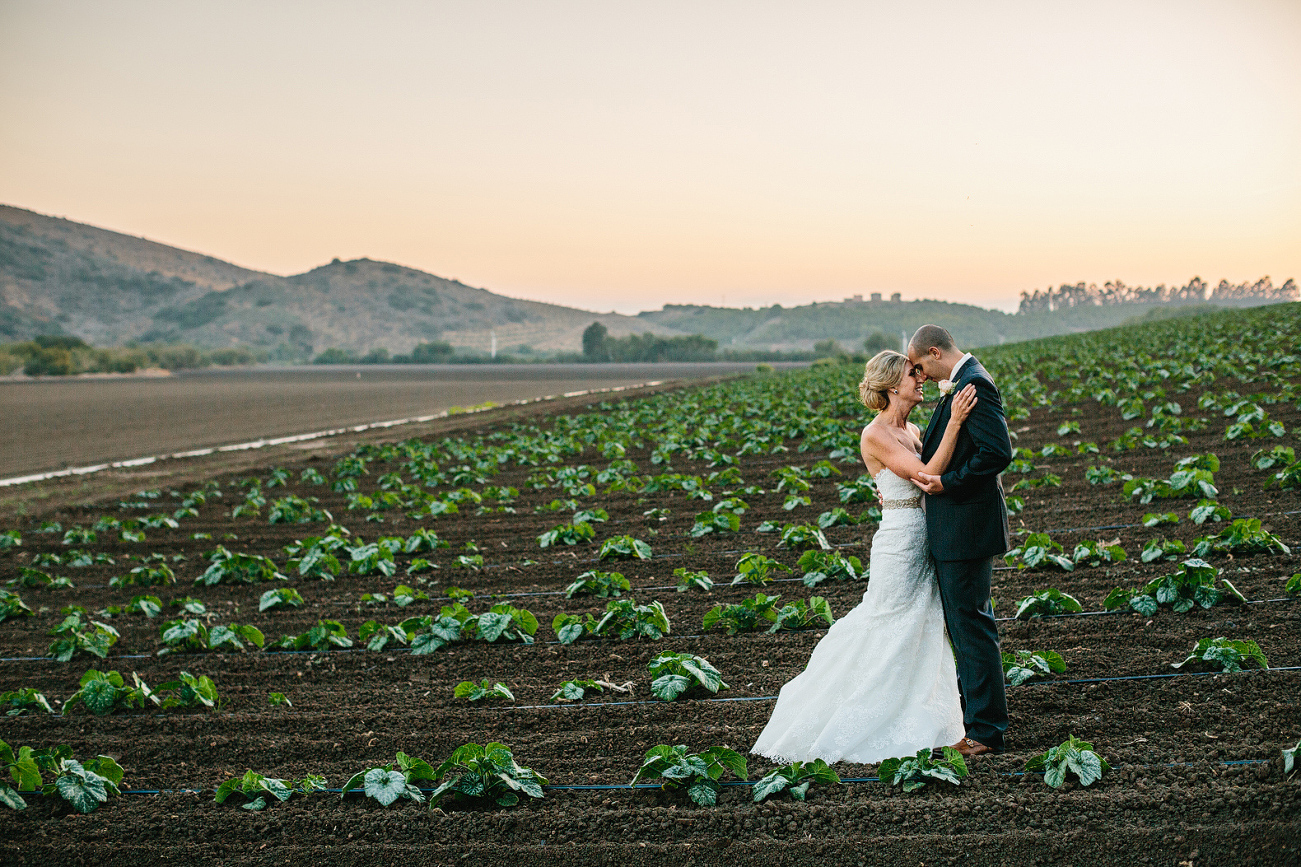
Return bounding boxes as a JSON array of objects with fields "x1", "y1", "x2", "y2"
[{"x1": 752, "y1": 324, "x2": 1013, "y2": 763}]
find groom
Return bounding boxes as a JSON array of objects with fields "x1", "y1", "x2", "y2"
[{"x1": 908, "y1": 324, "x2": 1013, "y2": 758}]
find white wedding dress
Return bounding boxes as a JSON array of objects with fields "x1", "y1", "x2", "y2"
[{"x1": 751, "y1": 467, "x2": 965, "y2": 764}]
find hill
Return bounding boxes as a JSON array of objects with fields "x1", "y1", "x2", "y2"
[{"x1": 0, "y1": 205, "x2": 687, "y2": 358}]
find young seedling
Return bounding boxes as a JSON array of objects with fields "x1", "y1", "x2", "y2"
[
  {"x1": 0, "y1": 590, "x2": 33, "y2": 623},
  {"x1": 1103, "y1": 558, "x2": 1245, "y2": 616},
  {"x1": 751, "y1": 759, "x2": 840, "y2": 803},
  {"x1": 273, "y1": 620, "x2": 353, "y2": 651},
  {"x1": 778, "y1": 523, "x2": 831, "y2": 551},
  {"x1": 537, "y1": 521, "x2": 596, "y2": 548},
  {"x1": 565, "y1": 570, "x2": 631, "y2": 598},
  {"x1": 1005, "y1": 534, "x2": 1075, "y2": 571},
  {"x1": 1013, "y1": 588, "x2": 1083, "y2": 620},
  {"x1": 648, "y1": 652, "x2": 727, "y2": 701},
  {"x1": 267, "y1": 692, "x2": 292, "y2": 707},
  {"x1": 797, "y1": 550, "x2": 865, "y2": 586},
  {"x1": 31, "y1": 745, "x2": 124, "y2": 813},
  {"x1": 1002, "y1": 650, "x2": 1066, "y2": 686},
  {"x1": 1, "y1": 739, "x2": 41, "y2": 810},
  {"x1": 598, "y1": 535, "x2": 653, "y2": 561},
  {"x1": 549, "y1": 679, "x2": 606, "y2": 702},
  {"x1": 196, "y1": 546, "x2": 286, "y2": 585},
  {"x1": 160, "y1": 619, "x2": 264, "y2": 654},
  {"x1": 1, "y1": 688, "x2": 55, "y2": 716},
  {"x1": 878, "y1": 747, "x2": 968, "y2": 793},
  {"x1": 1172, "y1": 637, "x2": 1268, "y2": 673},
  {"x1": 48, "y1": 612, "x2": 119, "y2": 662},
  {"x1": 732, "y1": 553, "x2": 792, "y2": 586},
  {"x1": 62, "y1": 669, "x2": 148, "y2": 716},
  {"x1": 553, "y1": 598, "x2": 671, "y2": 643},
  {"x1": 673, "y1": 568, "x2": 713, "y2": 592},
  {"x1": 1071, "y1": 540, "x2": 1126, "y2": 567},
  {"x1": 429, "y1": 743, "x2": 547, "y2": 808},
  {"x1": 629, "y1": 744, "x2": 747, "y2": 806},
  {"x1": 1024, "y1": 735, "x2": 1110, "y2": 788},
  {"x1": 454, "y1": 679, "x2": 514, "y2": 701},
  {"x1": 258, "y1": 587, "x2": 305, "y2": 612},
  {"x1": 341, "y1": 753, "x2": 438, "y2": 807}
]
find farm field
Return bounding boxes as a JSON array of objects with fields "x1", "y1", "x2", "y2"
[
  {"x1": 1, "y1": 306, "x2": 1300, "y2": 866},
  {"x1": 0, "y1": 362, "x2": 786, "y2": 479}
]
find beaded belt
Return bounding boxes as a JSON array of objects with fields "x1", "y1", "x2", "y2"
[{"x1": 881, "y1": 496, "x2": 922, "y2": 510}]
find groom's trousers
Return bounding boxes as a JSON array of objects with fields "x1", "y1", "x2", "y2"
[{"x1": 935, "y1": 556, "x2": 1008, "y2": 749}]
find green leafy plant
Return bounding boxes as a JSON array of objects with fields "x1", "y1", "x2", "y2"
[
  {"x1": 428, "y1": 742, "x2": 547, "y2": 808},
  {"x1": 1071, "y1": 540, "x2": 1126, "y2": 567},
  {"x1": 1190, "y1": 499, "x2": 1232, "y2": 525},
  {"x1": 2, "y1": 688, "x2": 54, "y2": 716},
  {"x1": 1, "y1": 739, "x2": 41, "y2": 810},
  {"x1": 690, "y1": 510, "x2": 740, "y2": 537},
  {"x1": 537, "y1": 521, "x2": 596, "y2": 547},
  {"x1": 1103, "y1": 558, "x2": 1245, "y2": 616},
  {"x1": 598, "y1": 534, "x2": 652, "y2": 560},
  {"x1": 196, "y1": 546, "x2": 286, "y2": 585},
  {"x1": 673, "y1": 568, "x2": 713, "y2": 592},
  {"x1": 1172, "y1": 637, "x2": 1268, "y2": 673},
  {"x1": 159, "y1": 618, "x2": 265, "y2": 654},
  {"x1": 1287, "y1": 573, "x2": 1301, "y2": 595},
  {"x1": 273, "y1": 620, "x2": 353, "y2": 651},
  {"x1": 751, "y1": 759, "x2": 840, "y2": 802},
  {"x1": 268, "y1": 495, "x2": 332, "y2": 524},
  {"x1": 1191, "y1": 518, "x2": 1290, "y2": 557},
  {"x1": 549, "y1": 679, "x2": 605, "y2": 702},
  {"x1": 1002, "y1": 650, "x2": 1066, "y2": 686},
  {"x1": 0, "y1": 589, "x2": 33, "y2": 623},
  {"x1": 48, "y1": 611, "x2": 120, "y2": 662},
  {"x1": 258, "y1": 587, "x2": 305, "y2": 612},
  {"x1": 31, "y1": 745, "x2": 124, "y2": 813},
  {"x1": 648, "y1": 652, "x2": 728, "y2": 701},
  {"x1": 702, "y1": 592, "x2": 781, "y2": 635},
  {"x1": 62, "y1": 669, "x2": 148, "y2": 715},
  {"x1": 268, "y1": 692, "x2": 292, "y2": 707},
  {"x1": 358, "y1": 620, "x2": 408, "y2": 651},
  {"x1": 565, "y1": 570, "x2": 631, "y2": 598},
  {"x1": 145, "y1": 671, "x2": 220, "y2": 710},
  {"x1": 341, "y1": 752, "x2": 439, "y2": 807},
  {"x1": 0, "y1": 529, "x2": 21, "y2": 551},
  {"x1": 1141, "y1": 536, "x2": 1187, "y2": 563},
  {"x1": 1025, "y1": 735, "x2": 1110, "y2": 788},
  {"x1": 454, "y1": 679, "x2": 514, "y2": 701},
  {"x1": 1251, "y1": 444, "x2": 1295, "y2": 470},
  {"x1": 216, "y1": 770, "x2": 325, "y2": 810},
  {"x1": 778, "y1": 523, "x2": 831, "y2": 551},
  {"x1": 732, "y1": 552, "x2": 792, "y2": 586},
  {"x1": 629, "y1": 744, "x2": 747, "y2": 806},
  {"x1": 878, "y1": 747, "x2": 968, "y2": 793},
  {"x1": 552, "y1": 598, "x2": 671, "y2": 643},
  {"x1": 1142, "y1": 512, "x2": 1179, "y2": 527},
  {"x1": 1014, "y1": 588, "x2": 1083, "y2": 620},
  {"x1": 1005, "y1": 534, "x2": 1074, "y2": 571}
]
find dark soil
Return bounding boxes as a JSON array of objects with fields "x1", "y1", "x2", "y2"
[{"x1": 2, "y1": 374, "x2": 1299, "y2": 866}]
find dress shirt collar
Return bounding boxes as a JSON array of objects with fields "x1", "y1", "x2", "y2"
[{"x1": 950, "y1": 352, "x2": 973, "y2": 382}]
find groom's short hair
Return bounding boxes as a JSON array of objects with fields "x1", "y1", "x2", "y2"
[{"x1": 909, "y1": 324, "x2": 955, "y2": 354}]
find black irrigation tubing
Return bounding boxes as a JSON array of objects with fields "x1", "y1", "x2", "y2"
[
  {"x1": 10, "y1": 759, "x2": 1277, "y2": 801},
  {"x1": 492, "y1": 666, "x2": 1301, "y2": 712},
  {"x1": 3, "y1": 597, "x2": 1299, "y2": 664}
]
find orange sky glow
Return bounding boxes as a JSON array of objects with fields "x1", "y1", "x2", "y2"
[{"x1": 1, "y1": 1, "x2": 1298, "y2": 314}]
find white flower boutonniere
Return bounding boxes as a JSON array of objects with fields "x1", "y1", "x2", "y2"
[{"x1": 938, "y1": 379, "x2": 955, "y2": 396}]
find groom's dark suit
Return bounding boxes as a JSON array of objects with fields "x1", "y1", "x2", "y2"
[{"x1": 920, "y1": 355, "x2": 1013, "y2": 749}]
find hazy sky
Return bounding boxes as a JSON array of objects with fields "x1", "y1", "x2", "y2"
[{"x1": 2, "y1": 1, "x2": 1298, "y2": 314}]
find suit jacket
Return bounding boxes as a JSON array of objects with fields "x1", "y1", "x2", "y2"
[{"x1": 920, "y1": 356, "x2": 1014, "y2": 561}]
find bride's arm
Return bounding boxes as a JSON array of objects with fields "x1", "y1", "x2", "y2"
[{"x1": 860, "y1": 386, "x2": 977, "y2": 482}]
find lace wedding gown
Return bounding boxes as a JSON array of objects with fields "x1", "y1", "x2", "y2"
[{"x1": 750, "y1": 468, "x2": 964, "y2": 764}]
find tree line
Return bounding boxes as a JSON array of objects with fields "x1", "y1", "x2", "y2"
[{"x1": 1017, "y1": 276, "x2": 1296, "y2": 314}]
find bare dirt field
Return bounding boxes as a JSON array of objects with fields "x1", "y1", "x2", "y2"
[{"x1": 1, "y1": 363, "x2": 788, "y2": 479}]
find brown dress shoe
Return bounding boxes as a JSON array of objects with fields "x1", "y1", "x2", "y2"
[{"x1": 950, "y1": 737, "x2": 995, "y2": 758}]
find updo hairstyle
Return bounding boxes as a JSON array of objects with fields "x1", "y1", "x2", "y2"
[{"x1": 858, "y1": 350, "x2": 909, "y2": 411}]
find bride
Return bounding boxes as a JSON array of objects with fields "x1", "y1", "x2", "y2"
[{"x1": 751, "y1": 350, "x2": 977, "y2": 764}]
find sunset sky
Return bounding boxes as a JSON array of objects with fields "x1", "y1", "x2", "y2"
[{"x1": 1, "y1": 1, "x2": 1298, "y2": 314}]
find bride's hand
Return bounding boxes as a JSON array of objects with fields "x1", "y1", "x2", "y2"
[{"x1": 948, "y1": 384, "x2": 978, "y2": 424}]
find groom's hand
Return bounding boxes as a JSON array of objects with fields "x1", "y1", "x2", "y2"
[{"x1": 916, "y1": 471, "x2": 944, "y2": 493}]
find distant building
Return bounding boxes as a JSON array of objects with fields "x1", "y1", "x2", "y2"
[
  {"x1": 891, "y1": 292, "x2": 901, "y2": 302},
  {"x1": 845, "y1": 294, "x2": 863, "y2": 303},
  {"x1": 870, "y1": 292, "x2": 882, "y2": 302}
]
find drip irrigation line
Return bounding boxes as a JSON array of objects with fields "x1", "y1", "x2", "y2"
[
  {"x1": 495, "y1": 666, "x2": 1301, "y2": 712},
  {"x1": 13, "y1": 758, "x2": 1274, "y2": 801},
  {"x1": 2, "y1": 597, "x2": 1297, "y2": 664}
]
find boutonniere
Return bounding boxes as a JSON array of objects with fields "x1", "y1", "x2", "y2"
[{"x1": 938, "y1": 379, "x2": 955, "y2": 396}]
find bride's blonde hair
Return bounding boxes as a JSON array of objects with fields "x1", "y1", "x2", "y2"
[{"x1": 858, "y1": 350, "x2": 909, "y2": 411}]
